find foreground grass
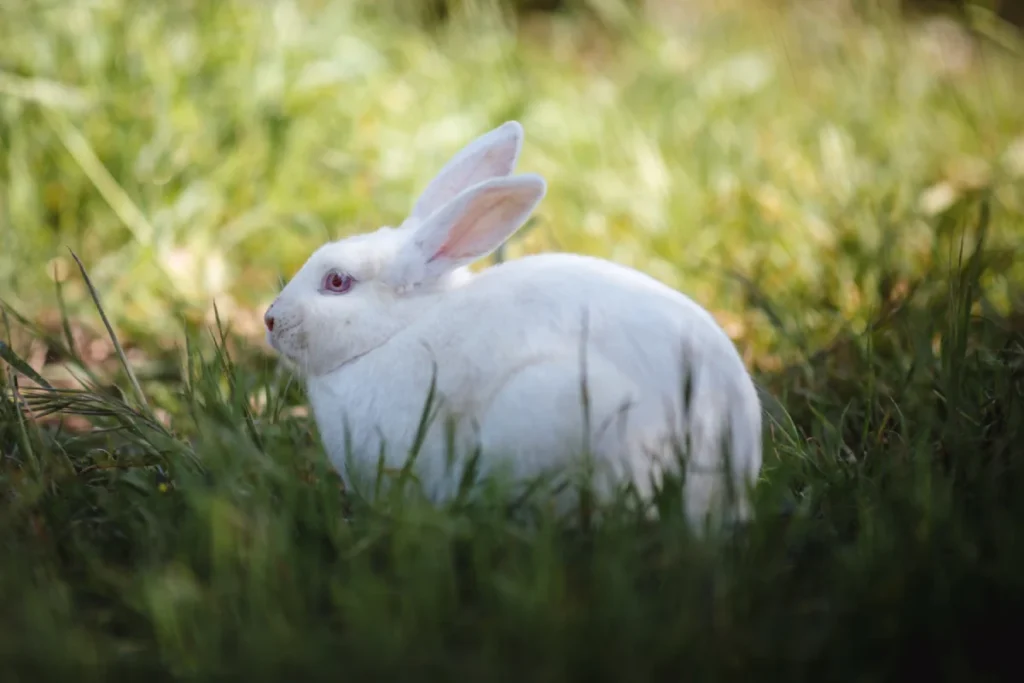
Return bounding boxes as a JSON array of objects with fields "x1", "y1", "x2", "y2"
[
  {"x1": 2, "y1": 202, "x2": 1023, "y2": 680},
  {"x1": 3, "y1": 0, "x2": 1024, "y2": 680}
]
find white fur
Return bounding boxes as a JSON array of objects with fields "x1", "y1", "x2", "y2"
[{"x1": 264, "y1": 121, "x2": 763, "y2": 528}]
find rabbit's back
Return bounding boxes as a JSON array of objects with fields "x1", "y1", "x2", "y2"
[
  {"x1": 436, "y1": 253, "x2": 763, "y2": 517},
  {"x1": 428, "y1": 252, "x2": 754, "y2": 405}
]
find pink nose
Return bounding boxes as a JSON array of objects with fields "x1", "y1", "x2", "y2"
[{"x1": 264, "y1": 313, "x2": 275, "y2": 332}]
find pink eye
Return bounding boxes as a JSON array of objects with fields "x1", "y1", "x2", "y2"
[{"x1": 321, "y1": 271, "x2": 354, "y2": 294}]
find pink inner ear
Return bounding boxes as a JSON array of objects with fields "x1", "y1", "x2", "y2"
[{"x1": 427, "y1": 192, "x2": 511, "y2": 263}]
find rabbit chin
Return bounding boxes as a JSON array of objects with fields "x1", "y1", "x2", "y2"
[{"x1": 271, "y1": 349, "x2": 305, "y2": 375}]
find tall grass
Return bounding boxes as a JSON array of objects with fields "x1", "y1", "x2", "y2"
[{"x1": 3, "y1": 198, "x2": 1022, "y2": 680}]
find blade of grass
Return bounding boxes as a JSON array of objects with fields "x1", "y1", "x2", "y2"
[
  {"x1": 397, "y1": 360, "x2": 442, "y2": 490},
  {"x1": 44, "y1": 110, "x2": 154, "y2": 247},
  {"x1": 209, "y1": 301, "x2": 263, "y2": 449},
  {"x1": 3, "y1": 368, "x2": 41, "y2": 473},
  {"x1": 68, "y1": 249, "x2": 150, "y2": 413},
  {"x1": 0, "y1": 340, "x2": 54, "y2": 390}
]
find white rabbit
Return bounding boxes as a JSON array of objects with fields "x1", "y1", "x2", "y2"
[{"x1": 264, "y1": 121, "x2": 762, "y2": 528}]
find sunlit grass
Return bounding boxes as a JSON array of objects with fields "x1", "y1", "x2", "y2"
[{"x1": 2, "y1": 0, "x2": 1022, "y2": 365}]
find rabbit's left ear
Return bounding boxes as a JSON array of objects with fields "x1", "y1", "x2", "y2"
[
  {"x1": 407, "y1": 121, "x2": 525, "y2": 224},
  {"x1": 387, "y1": 174, "x2": 546, "y2": 288}
]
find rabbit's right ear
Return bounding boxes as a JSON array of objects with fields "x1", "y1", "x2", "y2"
[
  {"x1": 386, "y1": 174, "x2": 546, "y2": 289},
  {"x1": 407, "y1": 121, "x2": 525, "y2": 224}
]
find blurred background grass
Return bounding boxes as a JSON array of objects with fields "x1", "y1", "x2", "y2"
[{"x1": 3, "y1": 0, "x2": 1022, "y2": 373}]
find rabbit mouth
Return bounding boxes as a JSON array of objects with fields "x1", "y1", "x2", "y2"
[{"x1": 267, "y1": 323, "x2": 306, "y2": 361}]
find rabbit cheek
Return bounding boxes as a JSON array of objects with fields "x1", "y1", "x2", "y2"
[
  {"x1": 266, "y1": 309, "x2": 308, "y2": 364},
  {"x1": 279, "y1": 323, "x2": 306, "y2": 350}
]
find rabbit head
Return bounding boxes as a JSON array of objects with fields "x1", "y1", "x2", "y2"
[{"x1": 264, "y1": 121, "x2": 547, "y2": 377}]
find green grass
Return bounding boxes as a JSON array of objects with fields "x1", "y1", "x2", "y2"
[{"x1": 2, "y1": 0, "x2": 1024, "y2": 680}]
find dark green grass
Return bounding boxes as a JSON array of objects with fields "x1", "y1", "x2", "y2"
[{"x1": 2, "y1": 201, "x2": 1023, "y2": 682}]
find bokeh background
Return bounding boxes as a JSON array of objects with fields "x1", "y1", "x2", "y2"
[{"x1": 3, "y1": 0, "x2": 1022, "y2": 381}]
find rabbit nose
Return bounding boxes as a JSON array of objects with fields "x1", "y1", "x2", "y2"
[{"x1": 264, "y1": 313, "x2": 275, "y2": 332}]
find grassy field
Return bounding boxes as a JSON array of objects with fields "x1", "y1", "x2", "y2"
[{"x1": 2, "y1": 0, "x2": 1024, "y2": 679}]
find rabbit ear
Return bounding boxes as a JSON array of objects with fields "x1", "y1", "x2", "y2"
[
  {"x1": 407, "y1": 121, "x2": 525, "y2": 224},
  {"x1": 388, "y1": 174, "x2": 546, "y2": 287}
]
